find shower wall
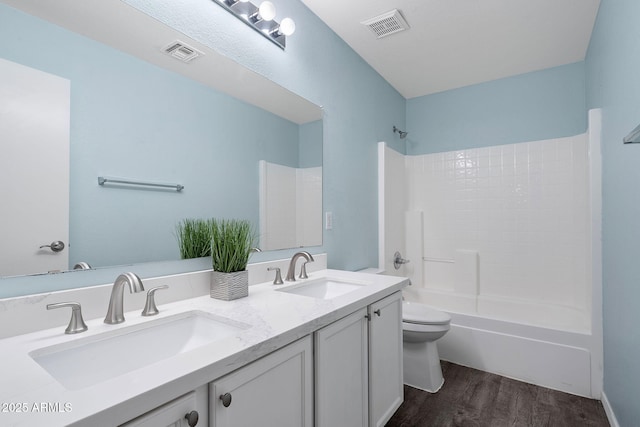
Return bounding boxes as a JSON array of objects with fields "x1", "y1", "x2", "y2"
[
  {"x1": 385, "y1": 131, "x2": 592, "y2": 332},
  {"x1": 379, "y1": 145, "x2": 406, "y2": 274},
  {"x1": 420, "y1": 134, "x2": 588, "y2": 309}
]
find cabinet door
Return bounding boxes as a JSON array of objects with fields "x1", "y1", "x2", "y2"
[
  {"x1": 210, "y1": 336, "x2": 313, "y2": 427},
  {"x1": 315, "y1": 307, "x2": 369, "y2": 427},
  {"x1": 369, "y1": 291, "x2": 404, "y2": 427},
  {"x1": 121, "y1": 390, "x2": 202, "y2": 427}
]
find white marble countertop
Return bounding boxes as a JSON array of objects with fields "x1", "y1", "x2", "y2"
[{"x1": 0, "y1": 269, "x2": 408, "y2": 426}]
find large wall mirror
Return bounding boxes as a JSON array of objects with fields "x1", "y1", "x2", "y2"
[{"x1": 0, "y1": 1, "x2": 323, "y2": 297}]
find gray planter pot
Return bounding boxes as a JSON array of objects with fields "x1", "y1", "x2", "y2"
[{"x1": 210, "y1": 270, "x2": 248, "y2": 301}]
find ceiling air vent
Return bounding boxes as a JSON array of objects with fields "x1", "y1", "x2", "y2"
[
  {"x1": 361, "y1": 9, "x2": 409, "y2": 39},
  {"x1": 162, "y1": 40, "x2": 203, "y2": 63}
]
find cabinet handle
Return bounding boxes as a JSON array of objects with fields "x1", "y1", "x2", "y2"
[
  {"x1": 184, "y1": 410, "x2": 199, "y2": 426},
  {"x1": 220, "y1": 392, "x2": 232, "y2": 407},
  {"x1": 374, "y1": 309, "x2": 381, "y2": 317},
  {"x1": 365, "y1": 313, "x2": 371, "y2": 321}
]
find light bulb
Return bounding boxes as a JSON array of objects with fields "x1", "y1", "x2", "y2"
[
  {"x1": 259, "y1": 1, "x2": 276, "y2": 21},
  {"x1": 279, "y1": 17, "x2": 296, "y2": 36}
]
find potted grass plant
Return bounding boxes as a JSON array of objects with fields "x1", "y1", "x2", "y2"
[
  {"x1": 175, "y1": 218, "x2": 214, "y2": 259},
  {"x1": 209, "y1": 218, "x2": 256, "y2": 301}
]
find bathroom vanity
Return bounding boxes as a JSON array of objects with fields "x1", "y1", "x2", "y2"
[{"x1": 0, "y1": 268, "x2": 408, "y2": 426}]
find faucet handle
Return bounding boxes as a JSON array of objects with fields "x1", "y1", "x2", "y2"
[
  {"x1": 73, "y1": 262, "x2": 92, "y2": 270},
  {"x1": 267, "y1": 267, "x2": 284, "y2": 285},
  {"x1": 298, "y1": 261, "x2": 311, "y2": 279},
  {"x1": 47, "y1": 302, "x2": 88, "y2": 334},
  {"x1": 141, "y1": 285, "x2": 169, "y2": 316}
]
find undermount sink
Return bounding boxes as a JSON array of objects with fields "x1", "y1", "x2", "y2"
[
  {"x1": 30, "y1": 311, "x2": 249, "y2": 390},
  {"x1": 277, "y1": 277, "x2": 369, "y2": 299}
]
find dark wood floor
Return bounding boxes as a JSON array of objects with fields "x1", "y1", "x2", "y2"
[{"x1": 386, "y1": 361, "x2": 609, "y2": 427}]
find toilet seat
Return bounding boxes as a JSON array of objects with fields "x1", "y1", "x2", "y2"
[
  {"x1": 402, "y1": 321, "x2": 450, "y2": 334},
  {"x1": 402, "y1": 301, "x2": 451, "y2": 325}
]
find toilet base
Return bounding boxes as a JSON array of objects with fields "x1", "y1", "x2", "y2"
[{"x1": 403, "y1": 340, "x2": 444, "y2": 393}]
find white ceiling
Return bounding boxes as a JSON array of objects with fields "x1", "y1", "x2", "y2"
[
  {"x1": 4, "y1": 0, "x2": 601, "y2": 103},
  {"x1": 0, "y1": 0, "x2": 322, "y2": 124},
  {"x1": 302, "y1": 0, "x2": 601, "y2": 99}
]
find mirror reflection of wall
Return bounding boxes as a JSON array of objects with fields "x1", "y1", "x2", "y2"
[
  {"x1": 259, "y1": 119, "x2": 323, "y2": 251},
  {"x1": 259, "y1": 161, "x2": 322, "y2": 251},
  {"x1": 0, "y1": 2, "x2": 323, "y2": 279}
]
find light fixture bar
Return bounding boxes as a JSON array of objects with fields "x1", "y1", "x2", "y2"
[{"x1": 213, "y1": 0, "x2": 293, "y2": 49}]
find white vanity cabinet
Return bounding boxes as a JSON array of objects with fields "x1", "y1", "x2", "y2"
[
  {"x1": 1, "y1": 268, "x2": 409, "y2": 427},
  {"x1": 315, "y1": 306, "x2": 370, "y2": 427},
  {"x1": 368, "y1": 291, "x2": 404, "y2": 427},
  {"x1": 121, "y1": 387, "x2": 207, "y2": 427},
  {"x1": 315, "y1": 291, "x2": 403, "y2": 427},
  {"x1": 209, "y1": 336, "x2": 313, "y2": 427}
]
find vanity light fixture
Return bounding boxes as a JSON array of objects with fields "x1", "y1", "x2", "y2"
[
  {"x1": 255, "y1": 1, "x2": 276, "y2": 21},
  {"x1": 213, "y1": 0, "x2": 295, "y2": 49}
]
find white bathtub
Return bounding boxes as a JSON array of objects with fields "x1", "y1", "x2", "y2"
[
  {"x1": 404, "y1": 287, "x2": 598, "y2": 398},
  {"x1": 408, "y1": 287, "x2": 591, "y2": 333}
]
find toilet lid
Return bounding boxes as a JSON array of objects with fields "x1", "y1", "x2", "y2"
[{"x1": 402, "y1": 301, "x2": 451, "y2": 325}]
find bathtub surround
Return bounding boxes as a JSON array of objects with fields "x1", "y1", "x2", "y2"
[
  {"x1": 381, "y1": 125, "x2": 594, "y2": 331},
  {"x1": 403, "y1": 131, "x2": 591, "y2": 332},
  {"x1": 380, "y1": 110, "x2": 602, "y2": 398},
  {"x1": 378, "y1": 145, "x2": 407, "y2": 273}
]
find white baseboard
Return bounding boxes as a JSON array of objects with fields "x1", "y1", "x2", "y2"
[{"x1": 601, "y1": 392, "x2": 620, "y2": 427}]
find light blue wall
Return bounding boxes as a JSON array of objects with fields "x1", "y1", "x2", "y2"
[
  {"x1": 586, "y1": 0, "x2": 640, "y2": 424},
  {"x1": 406, "y1": 62, "x2": 587, "y2": 155},
  {"x1": 124, "y1": 0, "x2": 407, "y2": 271},
  {"x1": 299, "y1": 120, "x2": 323, "y2": 168}
]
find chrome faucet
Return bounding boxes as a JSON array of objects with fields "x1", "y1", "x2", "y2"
[
  {"x1": 47, "y1": 302, "x2": 88, "y2": 334},
  {"x1": 267, "y1": 267, "x2": 284, "y2": 285},
  {"x1": 104, "y1": 272, "x2": 145, "y2": 324},
  {"x1": 285, "y1": 251, "x2": 315, "y2": 281},
  {"x1": 73, "y1": 262, "x2": 92, "y2": 270}
]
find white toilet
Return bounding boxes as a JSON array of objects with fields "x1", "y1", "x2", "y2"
[{"x1": 402, "y1": 301, "x2": 451, "y2": 393}]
